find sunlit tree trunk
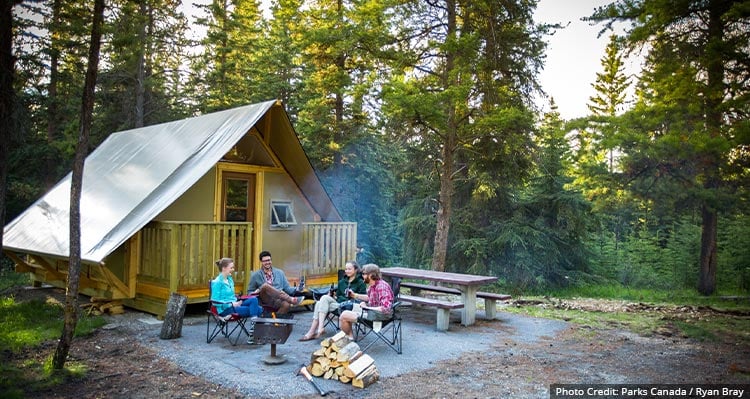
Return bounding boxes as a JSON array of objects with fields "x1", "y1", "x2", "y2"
[
  {"x1": 52, "y1": 0, "x2": 105, "y2": 370},
  {"x1": 430, "y1": 0, "x2": 458, "y2": 272}
]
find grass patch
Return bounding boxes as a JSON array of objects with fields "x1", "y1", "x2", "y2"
[
  {"x1": 505, "y1": 302, "x2": 664, "y2": 336},
  {"x1": 506, "y1": 289, "x2": 750, "y2": 344},
  {"x1": 0, "y1": 270, "x2": 32, "y2": 292},
  {"x1": 546, "y1": 284, "x2": 750, "y2": 310},
  {"x1": 0, "y1": 294, "x2": 105, "y2": 397}
]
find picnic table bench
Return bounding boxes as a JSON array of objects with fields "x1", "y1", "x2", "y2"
[
  {"x1": 397, "y1": 294, "x2": 464, "y2": 331},
  {"x1": 400, "y1": 282, "x2": 511, "y2": 320}
]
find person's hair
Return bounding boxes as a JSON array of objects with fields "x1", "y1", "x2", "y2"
[
  {"x1": 216, "y1": 257, "x2": 234, "y2": 270},
  {"x1": 345, "y1": 260, "x2": 359, "y2": 271},
  {"x1": 259, "y1": 250, "x2": 272, "y2": 261},
  {"x1": 360, "y1": 263, "x2": 381, "y2": 280}
]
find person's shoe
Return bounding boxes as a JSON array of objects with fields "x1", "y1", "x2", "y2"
[
  {"x1": 293, "y1": 296, "x2": 306, "y2": 305},
  {"x1": 298, "y1": 333, "x2": 315, "y2": 342}
]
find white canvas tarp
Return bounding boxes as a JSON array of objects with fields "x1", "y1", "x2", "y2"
[{"x1": 3, "y1": 101, "x2": 276, "y2": 263}]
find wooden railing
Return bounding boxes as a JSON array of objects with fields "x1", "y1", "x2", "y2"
[
  {"x1": 139, "y1": 221, "x2": 253, "y2": 291},
  {"x1": 302, "y1": 222, "x2": 357, "y2": 278}
]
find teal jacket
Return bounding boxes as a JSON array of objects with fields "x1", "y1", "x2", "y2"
[{"x1": 211, "y1": 274, "x2": 237, "y2": 314}]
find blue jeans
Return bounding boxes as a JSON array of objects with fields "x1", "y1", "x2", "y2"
[{"x1": 220, "y1": 297, "x2": 262, "y2": 318}]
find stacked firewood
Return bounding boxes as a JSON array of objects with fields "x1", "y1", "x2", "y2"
[
  {"x1": 307, "y1": 331, "x2": 380, "y2": 388},
  {"x1": 81, "y1": 297, "x2": 125, "y2": 316}
]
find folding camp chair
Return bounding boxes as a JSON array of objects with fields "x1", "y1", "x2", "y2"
[
  {"x1": 321, "y1": 269, "x2": 347, "y2": 332},
  {"x1": 354, "y1": 277, "x2": 403, "y2": 354},
  {"x1": 206, "y1": 281, "x2": 254, "y2": 346}
]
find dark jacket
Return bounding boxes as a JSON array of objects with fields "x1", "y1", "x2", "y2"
[{"x1": 334, "y1": 273, "x2": 367, "y2": 303}]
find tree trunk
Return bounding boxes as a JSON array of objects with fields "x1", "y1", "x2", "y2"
[
  {"x1": 134, "y1": 1, "x2": 147, "y2": 128},
  {"x1": 431, "y1": 0, "x2": 458, "y2": 273},
  {"x1": 698, "y1": 203, "x2": 718, "y2": 295},
  {"x1": 0, "y1": 0, "x2": 18, "y2": 261},
  {"x1": 52, "y1": 0, "x2": 105, "y2": 370},
  {"x1": 160, "y1": 292, "x2": 188, "y2": 339},
  {"x1": 697, "y1": 0, "x2": 728, "y2": 296}
]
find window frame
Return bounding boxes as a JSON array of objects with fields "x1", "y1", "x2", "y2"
[{"x1": 270, "y1": 199, "x2": 297, "y2": 229}]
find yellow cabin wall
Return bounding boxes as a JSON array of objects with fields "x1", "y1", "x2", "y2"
[
  {"x1": 154, "y1": 167, "x2": 217, "y2": 221},
  {"x1": 259, "y1": 170, "x2": 318, "y2": 281}
]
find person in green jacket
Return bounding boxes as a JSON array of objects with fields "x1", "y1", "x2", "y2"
[{"x1": 298, "y1": 260, "x2": 367, "y2": 341}]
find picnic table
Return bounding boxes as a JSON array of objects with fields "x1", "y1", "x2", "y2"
[{"x1": 380, "y1": 267, "x2": 498, "y2": 326}]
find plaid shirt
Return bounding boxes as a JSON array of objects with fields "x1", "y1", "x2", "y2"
[{"x1": 366, "y1": 278, "x2": 393, "y2": 313}]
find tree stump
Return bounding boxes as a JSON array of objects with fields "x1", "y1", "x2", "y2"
[{"x1": 159, "y1": 292, "x2": 187, "y2": 340}]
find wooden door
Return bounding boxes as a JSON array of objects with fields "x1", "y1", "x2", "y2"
[{"x1": 221, "y1": 172, "x2": 255, "y2": 222}]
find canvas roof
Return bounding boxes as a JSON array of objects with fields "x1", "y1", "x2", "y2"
[{"x1": 3, "y1": 100, "x2": 340, "y2": 263}]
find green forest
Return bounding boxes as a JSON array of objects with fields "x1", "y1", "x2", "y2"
[{"x1": 1, "y1": 0, "x2": 748, "y2": 297}]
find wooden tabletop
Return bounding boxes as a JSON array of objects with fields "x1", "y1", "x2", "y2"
[{"x1": 380, "y1": 267, "x2": 497, "y2": 287}]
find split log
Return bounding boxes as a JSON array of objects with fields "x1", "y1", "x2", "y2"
[
  {"x1": 330, "y1": 332, "x2": 352, "y2": 350},
  {"x1": 346, "y1": 353, "x2": 374, "y2": 378},
  {"x1": 352, "y1": 365, "x2": 380, "y2": 388},
  {"x1": 336, "y1": 342, "x2": 360, "y2": 363},
  {"x1": 159, "y1": 292, "x2": 187, "y2": 340},
  {"x1": 310, "y1": 362, "x2": 325, "y2": 377}
]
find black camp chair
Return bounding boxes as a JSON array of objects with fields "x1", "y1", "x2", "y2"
[
  {"x1": 206, "y1": 281, "x2": 254, "y2": 346},
  {"x1": 320, "y1": 269, "x2": 347, "y2": 332},
  {"x1": 354, "y1": 277, "x2": 403, "y2": 354}
]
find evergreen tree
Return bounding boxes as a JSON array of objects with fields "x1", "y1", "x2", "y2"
[
  {"x1": 492, "y1": 104, "x2": 591, "y2": 288},
  {"x1": 573, "y1": 34, "x2": 634, "y2": 257},
  {"x1": 292, "y1": 0, "x2": 400, "y2": 265},
  {"x1": 250, "y1": 0, "x2": 303, "y2": 109},
  {"x1": 97, "y1": 0, "x2": 192, "y2": 137},
  {"x1": 590, "y1": 0, "x2": 750, "y2": 294},
  {"x1": 383, "y1": 0, "x2": 546, "y2": 272},
  {"x1": 192, "y1": 0, "x2": 266, "y2": 112},
  {"x1": 0, "y1": 0, "x2": 22, "y2": 264}
]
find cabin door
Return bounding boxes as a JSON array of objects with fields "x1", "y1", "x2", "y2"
[
  {"x1": 221, "y1": 172, "x2": 255, "y2": 223},
  {"x1": 219, "y1": 172, "x2": 255, "y2": 278}
]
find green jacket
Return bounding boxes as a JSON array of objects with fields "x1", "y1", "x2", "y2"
[{"x1": 335, "y1": 274, "x2": 367, "y2": 303}]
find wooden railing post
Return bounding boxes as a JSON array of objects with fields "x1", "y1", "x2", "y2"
[{"x1": 168, "y1": 223, "x2": 179, "y2": 294}]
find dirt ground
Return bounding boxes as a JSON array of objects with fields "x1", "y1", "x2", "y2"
[{"x1": 4, "y1": 286, "x2": 750, "y2": 399}]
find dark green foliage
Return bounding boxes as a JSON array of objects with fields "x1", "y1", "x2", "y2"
[{"x1": 4, "y1": 0, "x2": 749, "y2": 297}]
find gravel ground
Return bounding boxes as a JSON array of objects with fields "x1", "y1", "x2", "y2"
[{"x1": 122, "y1": 303, "x2": 562, "y2": 397}]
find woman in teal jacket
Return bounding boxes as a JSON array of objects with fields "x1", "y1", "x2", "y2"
[{"x1": 211, "y1": 258, "x2": 262, "y2": 319}]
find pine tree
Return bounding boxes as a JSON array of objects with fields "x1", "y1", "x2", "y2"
[
  {"x1": 590, "y1": 0, "x2": 750, "y2": 294},
  {"x1": 98, "y1": 0, "x2": 192, "y2": 135},
  {"x1": 383, "y1": 0, "x2": 545, "y2": 271},
  {"x1": 192, "y1": 0, "x2": 266, "y2": 112}
]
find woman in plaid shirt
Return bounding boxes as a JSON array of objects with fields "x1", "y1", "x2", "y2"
[{"x1": 338, "y1": 263, "x2": 394, "y2": 339}]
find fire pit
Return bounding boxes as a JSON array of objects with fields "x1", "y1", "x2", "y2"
[{"x1": 252, "y1": 317, "x2": 296, "y2": 364}]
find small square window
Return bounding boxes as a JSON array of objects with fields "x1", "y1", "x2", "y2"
[{"x1": 270, "y1": 200, "x2": 297, "y2": 228}]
